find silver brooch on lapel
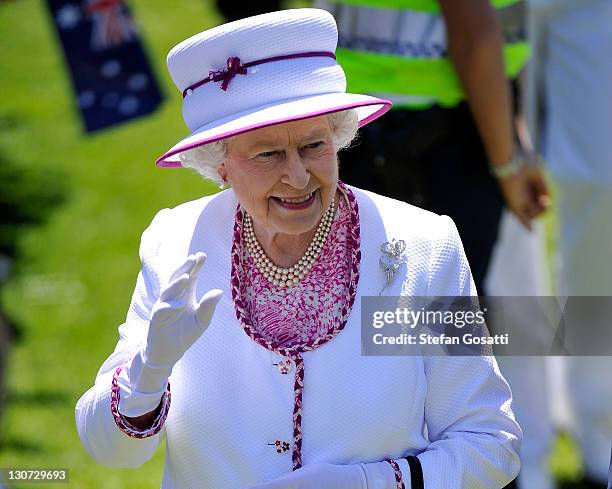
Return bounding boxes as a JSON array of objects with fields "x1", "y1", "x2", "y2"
[{"x1": 379, "y1": 239, "x2": 407, "y2": 294}]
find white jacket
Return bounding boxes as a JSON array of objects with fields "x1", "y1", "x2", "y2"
[{"x1": 75, "y1": 186, "x2": 521, "y2": 488}]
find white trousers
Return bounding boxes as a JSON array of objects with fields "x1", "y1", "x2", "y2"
[
  {"x1": 556, "y1": 180, "x2": 612, "y2": 483},
  {"x1": 486, "y1": 211, "x2": 556, "y2": 489},
  {"x1": 525, "y1": 0, "x2": 612, "y2": 483}
]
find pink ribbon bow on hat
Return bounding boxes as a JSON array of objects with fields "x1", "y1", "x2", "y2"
[{"x1": 208, "y1": 57, "x2": 248, "y2": 91}]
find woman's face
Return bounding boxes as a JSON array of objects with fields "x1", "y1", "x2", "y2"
[{"x1": 219, "y1": 115, "x2": 338, "y2": 238}]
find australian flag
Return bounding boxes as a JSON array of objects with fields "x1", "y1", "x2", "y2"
[{"x1": 46, "y1": 0, "x2": 163, "y2": 133}]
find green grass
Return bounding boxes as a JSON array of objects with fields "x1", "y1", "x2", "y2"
[
  {"x1": 0, "y1": 0, "x2": 584, "y2": 488},
  {"x1": 0, "y1": 1, "x2": 221, "y2": 487}
]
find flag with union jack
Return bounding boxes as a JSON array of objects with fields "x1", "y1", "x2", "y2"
[{"x1": 46, "y1": 0, "x2": 163, "y2": 132}]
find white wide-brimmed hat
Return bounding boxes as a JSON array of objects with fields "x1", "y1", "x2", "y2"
[{"x1": 156, "y1": 8, "x2": 391, "y2": 167}]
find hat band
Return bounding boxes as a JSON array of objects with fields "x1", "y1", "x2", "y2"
[{"x1": 182, "y1": 51, "x2": 337, "y2": 97}]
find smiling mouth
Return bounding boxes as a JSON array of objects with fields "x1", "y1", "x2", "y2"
[
  {"x1": 274, "y1": 191, "x2": 315, "y2": 204},
  {"x1": 271, "y1": 190, "x2": 317, "y2": 209}
]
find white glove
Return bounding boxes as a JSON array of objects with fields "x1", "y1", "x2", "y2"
[
  {"x1": 118, "y1": 252, "x2": 223, "y2": 417},
  {"x1": 248, "y1": 461, "x2": 396, "y2": 489}
]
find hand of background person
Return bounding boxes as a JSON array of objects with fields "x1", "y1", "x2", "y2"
[
  {"x1": 248, "y1": 461, "x2": 395, "y2": 489},
  {"x1": 498, "y1": 159, "x2": 550, "y2": 231},
  {"x1": 118, "y1": 252, "x2": 223, "y2": 419}
]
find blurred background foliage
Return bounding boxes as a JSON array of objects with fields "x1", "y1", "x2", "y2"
[
  {"x1": 0, "y1": 0, "x2": 222, "y2": 486},
  {"x1": 0, "y1": 0, "x2": 581, "y2": 488}
]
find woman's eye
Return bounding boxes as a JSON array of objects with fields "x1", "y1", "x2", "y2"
[
  {"x1": 256, "y1": 150, "x2": 277, "y2": 158},
  {"x1": 303, "y1": 141, "x2": 324, "y2": 150}
]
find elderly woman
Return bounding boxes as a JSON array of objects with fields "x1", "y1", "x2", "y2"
[{"x1": 75, "y1": 9, "x2": 521, "y2": 489}]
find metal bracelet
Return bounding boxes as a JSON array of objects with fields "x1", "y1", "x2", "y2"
[{"x1": 489, "y1": 155, "x2": 524, "y2": 179}]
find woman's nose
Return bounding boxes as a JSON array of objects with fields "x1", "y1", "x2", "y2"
[{"x1": 281, "y1": 150, "x2": 309, "y2": 189}]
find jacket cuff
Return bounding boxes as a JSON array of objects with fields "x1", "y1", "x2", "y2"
[
  {"x1": 386, "y1": 458, "x2": 407, "y2": 489},
  {"x1": 361, "y1": 460, "x2": 399, "y2": 489},
  {"x1": 110, "y1": 365, "x2": 171, "y2": 438}
]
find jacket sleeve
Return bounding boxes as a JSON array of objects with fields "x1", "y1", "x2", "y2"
[
  {"x1": 400, "y1": 215, "x2": 522, "y2": 488},
  {"x1": 75, "y1": 208, "x2": 171, "y2": 468}
]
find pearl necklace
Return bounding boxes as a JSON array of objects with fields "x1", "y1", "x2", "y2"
[{"x1": 242, "y1": 197, "x2": 336, "y2": 288}]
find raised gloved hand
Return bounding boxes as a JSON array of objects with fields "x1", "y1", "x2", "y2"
[
  {"x1": 118, "y1": 252, "x2": 223, "y2": 417},
  {"x1": 248, "y1": 461, "x2": 396, "y2": 489}
]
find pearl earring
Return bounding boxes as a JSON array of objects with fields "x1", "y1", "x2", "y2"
[{"x1": 219, "y1": 175, "x2": 228, "y2": 190}]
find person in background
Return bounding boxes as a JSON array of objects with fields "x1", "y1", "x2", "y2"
[
  {"x1": 215, "y1": 0, "x2": 281, "y2": 22},
  {"x1": 485, "y1": 45, "x2": 556, "y2": 488},
  {"x1": 485, "y1": 204, "x2": 555, "y2": 489},
  {"x1": 527, "y1": 1, "x2": 612, "y2": 487},
  {"x1": 316, "y1": 0, "x2": 549, "y2": 296}
]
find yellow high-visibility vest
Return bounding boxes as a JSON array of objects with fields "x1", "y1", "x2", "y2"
[{"x1": 318, "y1": 0, "x2": 530, "y2": 108}]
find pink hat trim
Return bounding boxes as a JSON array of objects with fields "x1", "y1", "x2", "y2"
[{"x1": 156, "y1": 99, "x2": 392, "y2": 167}]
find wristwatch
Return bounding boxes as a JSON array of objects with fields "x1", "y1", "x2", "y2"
[{"x1": 489, "y1": 154, "x2": 524, "y2": 179}]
